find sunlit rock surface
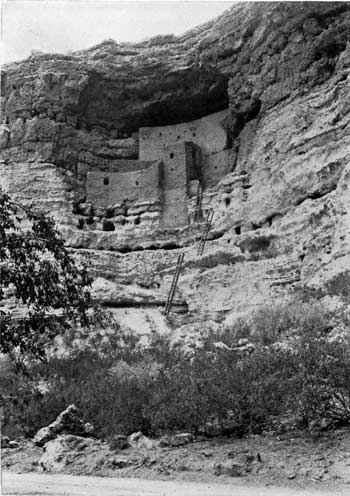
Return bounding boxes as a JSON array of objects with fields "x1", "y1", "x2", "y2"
[{"x1": 1, "y1": 2, "x2": 350, "y2": 329}]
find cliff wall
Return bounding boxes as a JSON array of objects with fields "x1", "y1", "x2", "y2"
[{"x1": 1, "y1": 2, "x2": 350, "y2": 331}]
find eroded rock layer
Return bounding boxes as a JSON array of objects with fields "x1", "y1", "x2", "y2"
[{"x1": 1, "y1": 2, "x2": 350, "y2": 329}]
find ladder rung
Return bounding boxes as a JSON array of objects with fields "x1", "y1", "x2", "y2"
[
  {"x1": 164, "y1": 253, "x2": 184, "y2": 317},
  {"x1": 194, "y1": 184, "x2": 203, "y2": 223},
  {"x1": 197, "y1": 209, "x2": 214, "y2": 256}
]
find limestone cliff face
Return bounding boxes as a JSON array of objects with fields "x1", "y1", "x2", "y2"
[{"x1": 1, "y1": 2, "x2": 350, "y2": 330}]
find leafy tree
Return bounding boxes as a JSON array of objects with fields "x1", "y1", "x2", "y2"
[{"x1": 0, "y1": 192, "x2": 93, "y2": 361}]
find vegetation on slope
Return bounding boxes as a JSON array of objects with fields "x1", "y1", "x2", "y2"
[
  {"x1": 2, "y1": 192, "x2": 350, "y2": 443},
  {"x1": 2, "y1": 298, "x2": 350, "y2": 440}
]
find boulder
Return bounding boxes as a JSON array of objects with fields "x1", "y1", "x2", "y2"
[
  {"x1": 109, "y1": 456, "x2": 132, "y2": 469},
  {"x1": 39, "y1": 435, "x2": 94, "y2": 472},
  {"x1": 160, "y1": 432, "x2": 194, "y2": 448},
  {"x1": 128, "y1": 431, "x2": 154, "y2": 449},
  {"x1": 50, "y1": 404, "x2": 86, "y2": 436},
  {"x1": 34, "y1": 404, "x2": 93, "y2": 447},
  {"x1": 34, "y1": 427, "x2": 55, "y2": 447}
]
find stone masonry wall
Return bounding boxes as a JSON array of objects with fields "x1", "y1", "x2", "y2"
[
  {"x1": 89, "y1": 160, "x2": 155, "y2": 174},
  {"x1": 82, "y1": 111, "x2": 229, "y2": 229},
  {"x1": 139, "y1": 109, "x2": 231, "y2": 186},
  {"x1": 139, "y1": 109, "x2": 229, "y2": 158},
  {"x1": 77, "y1": 159, "x2": 153, "y2": 181},
  {"x1": 86, "y1": 161, "x2": 162, "y2": 209},
  {"x1": 84, "y1": 141, "x2": 194, "y2": 228},
  {"x1": 162, "y1": 142, "x2": 190, "y2": 228}
]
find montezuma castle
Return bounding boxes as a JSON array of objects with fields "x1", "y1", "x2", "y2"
[
  {"x1": 2, "y1": 1, "x2": 350, "y2": 326},
  {"x1": 80, "y1": 109, "x2": 231, "y2": 230}
]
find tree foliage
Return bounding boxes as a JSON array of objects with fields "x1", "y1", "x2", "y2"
[{"x1": 0, "y1": 192, "x2": 93, "y2": 361}]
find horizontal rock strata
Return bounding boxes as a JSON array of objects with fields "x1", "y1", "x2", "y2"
[{"x1": 1, "y1": 2, "x2": 350, "y2": 328}]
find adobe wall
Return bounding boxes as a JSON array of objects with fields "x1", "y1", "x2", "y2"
[
  {"x1": 139, "y1": 108, "x2": 230, "y2": 187},
  {"x1": 86, "y1": 161, "x2": 162, "y2": 209},
  {"x1": 77, "y1": 159, "x2": 154, "y2": 180},
  {"x1": 89, "y1": 160, "x2": 155, "y2": 174},
  {"x1": 144, "y1": 142, "x2": 193, "y2": 228},
  {"x1": 160, "y1": 142, "x2": 189, "y2": 189},
  {"x1": 84, "y1": 143, "x2": 191, "y2": 228},
  {"x1": 83, "y1": 109, "x2": 231, "y2": 230},
  {"x1": 162, "y1": 188, "x2": 189, "y2": 228},
  {"x1": 139, "y1": 109, "x2": 229, "y2": 159}
]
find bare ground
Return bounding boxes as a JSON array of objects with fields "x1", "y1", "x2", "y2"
[
  {"x1": 2, "y1": 471, "x2": 349, "y2": 496},
  {"x1": 2, "y1": 429, "x2": 350, "y2": 493}
]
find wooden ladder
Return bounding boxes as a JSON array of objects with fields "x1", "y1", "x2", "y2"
[
  {"x1": 194, "y1": 183, "x2": 203, "y2": 223},
  {"x1": 197, "y1": 209, "x2": 214, "y2": 256},
  {"x1": 164, "y1": 253, "x2": 185, "y2": 317}
]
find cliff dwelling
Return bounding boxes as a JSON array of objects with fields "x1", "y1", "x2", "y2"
[
  {"x1": 84, "y1": 109, "x2": 231, "y2": 230},
  {"x1": 4, "y1": 2, "x2": 350, "y2": 484}
]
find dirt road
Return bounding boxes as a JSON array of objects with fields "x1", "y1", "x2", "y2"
[{"x1": 2, "y1": 472, "x2": 349, "y2": 496}]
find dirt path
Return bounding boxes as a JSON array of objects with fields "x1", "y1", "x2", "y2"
[{"x1": 2, "y1": 472, "x2": 349, "y2": 496}]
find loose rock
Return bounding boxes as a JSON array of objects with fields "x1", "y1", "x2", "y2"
[
  {"x1": 160, "y1": 433, "x2": 194, "y2": 448},
  {"x1": 110, "y1": 456, "x2": 132, "y2": 469},
  {"x1": 128, "y1": 431, "x2": 154, "y2": 449},
  {"x1": 39, "y1": 435, "x2": 94, "y2": 472},
  {"x1": 34, "y1": 427, "x2": 55, "y2": 447},
  {"x1": 213, "y1": 460, "x2": 245, "y2": 477},
  {"x1": 34, "y1": 404, "x2": 93, "y2": 447}
]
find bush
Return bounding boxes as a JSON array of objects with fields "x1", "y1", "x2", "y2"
[
  {"x1": 325, "y1": 271, "x2": 350, "y2": 299},
  {"x1": 2, "y1": 301, "x2": 350, "y2": 439},
  {"x1": 249, "y1": 301, "x2": 332, "y2": 345},
  {"x1": 214, "y1": 301, "x2": 332, "y2": 347}
]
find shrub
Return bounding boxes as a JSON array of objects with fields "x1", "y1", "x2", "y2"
[
  {"x1": 325, "y1": 271, "x2": 350, "y2": 299},
  {"x1": 2, "y1": 301, "x2": 350, "y2": 439},
  {"x1": 249, "y1": 301, "x2": 332, "y2": 345},
  {"x1": 216, "y1": 301, "x2": 332, "y2": 347}
]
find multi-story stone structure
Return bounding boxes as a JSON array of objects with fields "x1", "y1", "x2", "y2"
[{"x1": 85, "y1": 109, "x2": 230, "y2": 229}]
